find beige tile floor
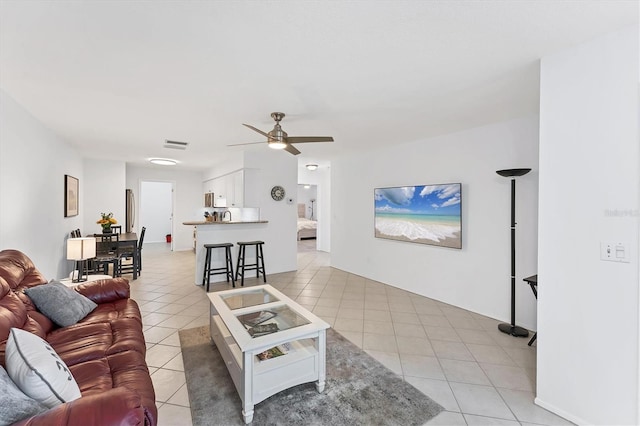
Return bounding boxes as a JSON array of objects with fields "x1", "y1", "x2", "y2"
[{"x1": 133, "y1": 241, "x2": 571, "y2": 426}]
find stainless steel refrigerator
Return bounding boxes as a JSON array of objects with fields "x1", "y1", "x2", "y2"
[{"x1": 125, "y1": 189, "x2": 135, "y2": 233}]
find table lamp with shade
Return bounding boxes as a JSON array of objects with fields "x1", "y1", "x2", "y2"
[{"x1": 66, "y1": 237, "x2": 96, "y2": 283}]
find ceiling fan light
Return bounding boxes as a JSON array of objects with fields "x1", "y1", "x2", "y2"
[
  {"x1": 268, "y1": 141, "x2": 287, "y2": 150},
  {"x1": 149, "y1": 158, "x2": 178, "y2": 166},
  {"x1": 306, "y1": 164, "x2": 318, "y2": 171}
]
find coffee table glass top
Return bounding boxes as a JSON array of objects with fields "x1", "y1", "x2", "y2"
[
  {"x1": 236, "y1": 305, "x2": 311, "y2": 338},
  {"x1": 210, "y1": 285, "x2": 328, "y2": 344},
  {"x1": 221, "y1": 287, "x2": 279, "y2": 310}
]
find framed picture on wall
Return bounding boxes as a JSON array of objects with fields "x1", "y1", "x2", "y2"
[
  {"x1": 374, "y1": 183, "x2": 462, "y2": 249},
  {"x1": 64, "y1": 175, "x2": 79, "y2": 217}
]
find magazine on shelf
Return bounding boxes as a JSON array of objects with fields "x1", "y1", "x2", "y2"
[
  {"x1": 248, "y1": 322, "x2": 279, "y2": 337},
  {"x1": 238, "y1": 310, "x2": 277, "y2": 327},
  {"x1": 257, "y1": 342, "x2": 292, "y2": 361}
]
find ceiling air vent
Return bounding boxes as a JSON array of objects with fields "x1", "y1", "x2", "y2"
[{"x1": 163, "y1": 140, "x2": 189, "y2": 150}]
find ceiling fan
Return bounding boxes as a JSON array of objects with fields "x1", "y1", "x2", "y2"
[{"x1": 228, "y1": 112, "x2": 334, "y2": 155}]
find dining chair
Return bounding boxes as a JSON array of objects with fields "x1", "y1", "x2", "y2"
[
  {"x1": 110, "y1": 225, "x2": 122, "y2": 234},
  {"x1": 92, "y1": 233, "x2": 121, "y2": 277},
  {"x1": 119, "y1": 226, "x2": 145, "y2": 276}
]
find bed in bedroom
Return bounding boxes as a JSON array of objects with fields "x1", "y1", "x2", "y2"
[{"x1": 297, "y1": 203, "x2": 317, "y2": 240}]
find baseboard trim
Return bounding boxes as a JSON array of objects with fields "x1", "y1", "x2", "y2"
[{"x1": 534, "y1": 397, "x2": 589, "y2": 425}]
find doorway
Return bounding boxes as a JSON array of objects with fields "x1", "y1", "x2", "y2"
[
  {"x1": 297, "y1": 162, "x2": 331, "y2": 253},
  {"x1": 297, "y1": 184, "x2": 318, "y2": 252},
  {"x1": 139, "y1": 181, "x2": 174, "y2": 250}
]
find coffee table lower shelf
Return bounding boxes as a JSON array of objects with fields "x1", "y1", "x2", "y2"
[{"x1": 210, "y1": 314, "x2": 326, "y2": 423}]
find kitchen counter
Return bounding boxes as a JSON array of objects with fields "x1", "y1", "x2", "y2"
[
  {"x1": 185, "y1": 220, "x2": 282, "y2": 286},
  {"x1": 183, "y1": 220, "x2": 269, "y2": 225}
]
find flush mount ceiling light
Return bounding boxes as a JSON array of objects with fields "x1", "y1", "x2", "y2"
[
  {"x1": 149, "y1": 158, "x2": 177, "y2": 166},
  {"x1": 306, "y1": 164, "x2": 318, "y2": 171}
]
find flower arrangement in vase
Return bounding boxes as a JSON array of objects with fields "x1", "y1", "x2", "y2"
[{"x1": 97, "y1": 212, "x2": 117, "y2": 233}]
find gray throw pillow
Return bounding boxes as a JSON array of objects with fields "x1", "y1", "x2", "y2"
[
  {"x1": 24, "y1": 281, "x2": 97, "y2": 327},
  {"x1": 0, "y1": 365, "x2": 48, "y2": 425}
]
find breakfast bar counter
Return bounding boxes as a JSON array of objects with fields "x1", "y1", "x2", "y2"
[
  {"x1": 183, "y1": 220, "x2": 269, "y2": 225},
  {"x1": 184, "y1": 220, "x2": 272, "y2": 286}
]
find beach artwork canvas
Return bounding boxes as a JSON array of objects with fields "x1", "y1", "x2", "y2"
[{"x1": 374, "y1": 183, "x2": 462, "y2": 249}]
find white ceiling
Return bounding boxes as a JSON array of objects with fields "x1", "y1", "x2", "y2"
[{"x1": 0, "y1": 1, "x2": 637, "y2": 171}]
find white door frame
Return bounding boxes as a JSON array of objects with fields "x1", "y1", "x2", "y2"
[{"x1": 139, "y1": 179, "x2": 175, "y2": 250}]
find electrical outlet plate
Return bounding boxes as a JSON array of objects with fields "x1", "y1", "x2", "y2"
[{"x1": 600, "y1": 242, "x2": 630, "y2": 263}]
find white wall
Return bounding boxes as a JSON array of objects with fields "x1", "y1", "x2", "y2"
[
  {"x1": 202, "y1": 150, "x2": 299, "y2": 274},
  {"x1": 331, "y1": 116, "x2": 539, "y2": 329},
  {"x1": 140, "y1": 181, "x2": 173, "y2": 243},
  {"x1": 537, "y1": 26, "x2": 639, "y2": 425},
  {"x1": 126, "y1": 165, "x2": 203, "y2": 252},
  {"x1": 243, "y1": 150, "x2": 298, "y2": 273},
  {"x1": 82, "y1": 159, "x2": 126, "y2": 235},
  {"x1": 0, "y1": 90, "x2": 84, "y2": 279},
  {"x1": 202, "y1": 152, "x2": 244, "y2": 181}
]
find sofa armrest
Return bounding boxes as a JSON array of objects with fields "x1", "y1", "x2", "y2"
[
  {"x1": 13, "y1": 387, "x2": 149, "y2": 426},
  {"x1": 74, "y1": 278, "x2": 130, "y2": 304}
]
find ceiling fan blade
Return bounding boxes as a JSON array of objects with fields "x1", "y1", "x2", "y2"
[
  {"x1": 286, "y1": 136, "x2": 334, "y2": 144},
  {"x1": 242, "y1": 123, "x2": 270, "y2": 138},
  {"x1": 284, "y1": 144, "x2": 301, "y2": 155},
  {"x1": 227, "y1": 141, "x2": 266, "y2": 147}
]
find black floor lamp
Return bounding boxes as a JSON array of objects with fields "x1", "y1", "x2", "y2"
[{"x1": 496, "y1": 168, "x2": 531, "y2": 338}]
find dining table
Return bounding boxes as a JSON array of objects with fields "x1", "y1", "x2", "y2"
[
  {"x1": 93, "y1": 232, "x2": 139, "y2": 280},
  {"x1": 118, "y1": 232, "x2": 139, "y2": 280}
]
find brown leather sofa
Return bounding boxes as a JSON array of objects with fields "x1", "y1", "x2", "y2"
[{"x1": 0, "y1": 249, "x2": 157, "y2": 425}]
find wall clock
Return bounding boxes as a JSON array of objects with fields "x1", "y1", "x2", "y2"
[{"x1": 271, "y1": 185, "x2": 285, "y2": 201}]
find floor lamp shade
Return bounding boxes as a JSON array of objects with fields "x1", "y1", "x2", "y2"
[
  {"x1": 496, "y1": 168, "x2": 531, "y2": 338},
  {"x1": 67, "y1": 237, "x2": 96, "y2": 282}
]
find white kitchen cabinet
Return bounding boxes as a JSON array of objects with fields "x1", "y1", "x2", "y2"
[
  {"x1": 215, "y1": 170, "x2": 244, "y2": 207},
  {"x1": 205, "y1": 176, "x2": 227, "y2": 207},
  {"x1": 204, "y1": 168, "x2": 259, "y2": 208},
  {"x1": 230, "y1": 170, "x2": 244, "y2": 207}
]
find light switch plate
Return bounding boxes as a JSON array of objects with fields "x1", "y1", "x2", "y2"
[{"x1": 600, "y1": 242, "x2": 630, "y2": 263}]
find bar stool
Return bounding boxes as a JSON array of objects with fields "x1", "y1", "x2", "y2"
[
  {"x1": 202, "y1": 243, "x2": 235, "y2": 291},
  {"x1": 235, "y1": 241, "x2": 266, "y2": 287}
]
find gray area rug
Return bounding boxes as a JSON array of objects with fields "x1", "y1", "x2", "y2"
[{"x1": 179, "y1": 326, "x2": 443, "y2": 425}]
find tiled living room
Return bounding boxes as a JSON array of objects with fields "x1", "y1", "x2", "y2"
[
  {"x1": 139, "y1": 242, "x2": 568, "y2": 426},
  {"x1": 0, "y1": 2, "x2": 637, "y2": 425}
]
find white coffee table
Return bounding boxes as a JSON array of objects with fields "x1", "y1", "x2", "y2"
[{"x1": 208, "y1": 284, "x2": 330, "y2": 424}]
